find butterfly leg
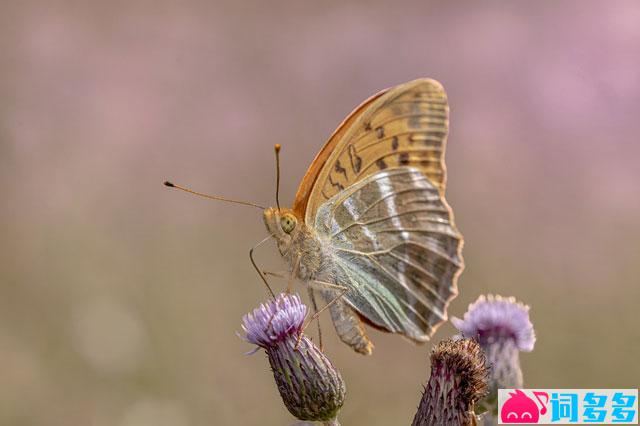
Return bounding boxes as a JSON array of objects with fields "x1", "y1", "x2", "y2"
[
  {"x1": 287, "y1": 256, "x2": 300, "y2": 294},
  {"x1": 263, "y1": 260, "x2": 301, "y2": 293},
  {"x1": 308, "y1": 280, "x2": 374, "y2": 355},
  {"x1": 265, "y1": 294, "x2": 288, "y2": 331},
  {"x1": 306, "y1": 288, "x2": 323, "y2": 351},
  {"x1": 295, "y1": 280, "x2": 349, "y2": 351},
  {"x1": 262, "y1": 270, "x2": 287, "y2": 279},
  {"x1": 261, "y1": 271, "x2": 300, "y2": 298}
]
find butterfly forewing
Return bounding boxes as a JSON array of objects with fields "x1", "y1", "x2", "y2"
[
  {"x1": 315, "y1": 167, "x2": 462, "y2": 341},
  {"x1": 298, "y1": 79, "x2": 450, "y2": 224}
]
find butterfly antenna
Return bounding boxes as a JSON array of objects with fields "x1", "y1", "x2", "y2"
[
  {"x1": 274, "y1": 144, "x2": 281, "y2": 211},
  {"x1": 250, "y1": 235, "x2": 276, "y2": 298},
  {"x1": 164, "y1": 181, "x2": 265, "y2": 209}
]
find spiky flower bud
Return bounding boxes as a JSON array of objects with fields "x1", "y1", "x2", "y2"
[
  {"x1": 412, "y1": 338, "x2": 488, "y2": 426},
  {"x1": 452, "y1": 295, "x2": 536, "y2": 422},
  {"x1": 241, "y1": 293, "x2": 345, "y2": 425}
]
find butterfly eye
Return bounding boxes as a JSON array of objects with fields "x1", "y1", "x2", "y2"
[{"x1": 280, "y1": 214, "x2": 297, "y2": 234}]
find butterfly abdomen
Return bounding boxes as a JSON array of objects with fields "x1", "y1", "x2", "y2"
[{"x1": 320, "y1": 290, "x2": 374, "y2": 356}]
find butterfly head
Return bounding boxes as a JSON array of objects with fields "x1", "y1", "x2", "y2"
[{"x1": 263, "y1": 207, "x2": 301, "y2": 252}]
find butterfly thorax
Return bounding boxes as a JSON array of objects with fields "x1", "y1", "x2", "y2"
[{"x1": 263, "y1": 207, "x2": 333, "y2": 281}]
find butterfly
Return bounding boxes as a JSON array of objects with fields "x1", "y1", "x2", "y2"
[
  {"x1": 166, "y1": 78, "x2": 463, "y2": 355},
  {"x1": 261, "y1": 78, "x2": 463, "y2": 355}
]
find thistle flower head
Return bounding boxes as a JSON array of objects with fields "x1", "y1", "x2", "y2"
[
  {"x1": 412, "y1": 338, "x2": 488, "y2": 426},
  {"x1": 453, "y1": 294, "x2": 537, "y2": 420},
  {"x1": 451, "y1": 294, "x2": 535, "y2": 352},
  {"x1": 240, "y1": 293, "x2": 345, "y2": 424},
  {"x1": 241, "y1": 292, "x2": 307, "y2": 348}
]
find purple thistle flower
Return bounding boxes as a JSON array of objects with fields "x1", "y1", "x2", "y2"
[
  {"x1": 242, "y1": 292, "x2": 307, "y2": 348},
  {"x1": 241, "y1": 293, "x2": 345, "y2": 425},
  {"x1": 452, "y1": 295, "x2": 535, "y2": 352},
  {"x1": 412, "y1": 338, "x2": 488, "y2": 426},
  {"x1": 452, "y1": 295, "x2": 536, "y2": 422}
]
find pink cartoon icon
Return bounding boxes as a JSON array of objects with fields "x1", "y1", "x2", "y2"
[{"x1": 501, "y1": 390, "x2": 549, "y2": 423}]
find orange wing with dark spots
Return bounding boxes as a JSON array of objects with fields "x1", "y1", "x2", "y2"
[
  {"x1": 292, "y1": 87, "x2": 388, "y2": 218},
  {"x1": 293, "y1": 78, "x2": 450, "y2": 224}
]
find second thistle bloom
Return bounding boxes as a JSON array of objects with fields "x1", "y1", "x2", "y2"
[
  {"x1": 412, "y1": 338, "x2": 488, "y2": 426},
  {"x1": 241, "y1": 293, "x2": 345, "y2": 424},
  {"x1": 452, "y1": 295, "x2": 536, "y2": 420}
]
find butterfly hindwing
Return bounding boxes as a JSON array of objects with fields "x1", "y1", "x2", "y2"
[{"x1": 314, "y1": 167, "x2": 462, "y2": 340}]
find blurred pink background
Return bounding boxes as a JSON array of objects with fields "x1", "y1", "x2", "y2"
[{"x1": 1, "y1": 1, "x2": 639, "y2": 425}]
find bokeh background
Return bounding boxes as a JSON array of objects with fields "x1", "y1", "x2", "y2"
[{"x1": 2, "y1": 1, "x2": 639, "y2": 425}]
